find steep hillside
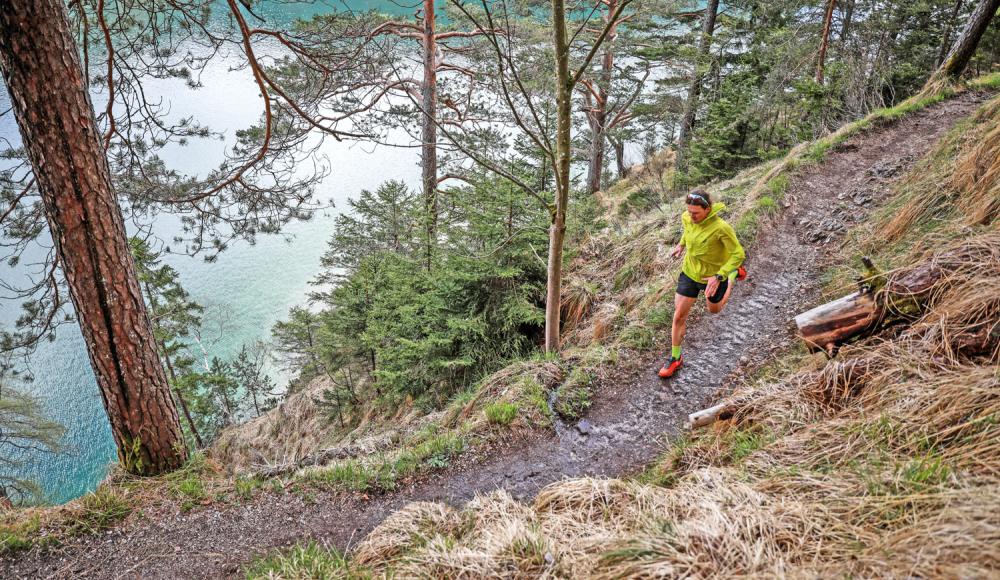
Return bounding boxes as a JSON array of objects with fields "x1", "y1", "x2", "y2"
[
  {"x1": 1, "y1": 82, "x2": 995, "y2": 579},
  {"x1": 253, "y1": 90, "x2": 1000, "y2": 577}
]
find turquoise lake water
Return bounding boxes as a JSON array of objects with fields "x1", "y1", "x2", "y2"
[{"x1": 0, "y1": 1, "x2": 427, "y2": 503}]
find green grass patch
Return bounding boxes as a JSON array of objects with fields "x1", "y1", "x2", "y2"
[
  {"x1": 618, "y1": 324, "x2": 654, "y2": 350},
  {"x1": 517, "y1": 377, "x2": 553, "y2": 427},
  {"x1": 65, "y1": 487, "x2": 134, "y2": 536},
  {"x1": 968, "y1": 72, "x2": 1000, "y2": 90},
  {"x1": 233, "y1": 476, "x2": 265, "y2": 501},
  {"x1": 484, "y1": 401, "x2": 519, "y2": 426},
  {"x1": 244, "y1": 541, "x2": 365, "y2": 579},
  {"x1": 722, "y1": 427, "x2": 775, "y2": 463},
  {"x1": 553, "y1": 368, "x2": 594, "y2": 420},
  {"x1": 0, "y1": 514, "x2": 46, "y2": 555}
]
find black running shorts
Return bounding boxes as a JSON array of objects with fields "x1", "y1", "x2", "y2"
[{"x1": 677, "y1": 271, "x2": 729, "y2": 303}]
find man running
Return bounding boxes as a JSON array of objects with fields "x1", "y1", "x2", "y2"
[{"x1": 659, "y1": 188, "x2": 746, "y2": 378}]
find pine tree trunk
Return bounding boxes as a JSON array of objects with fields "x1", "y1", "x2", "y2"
[
  {"x1": 674, "y1": 0, "x2": 720, "y2": 181},
  {"x1": 546, "y1": 0, "x2": 572, "y2": 354},
  {"x1": 0, "y1": 0, "x2": 187, "y2": 474},
  {"x1": 816, "y1": 0, "x2": 837, "y2": 84},
  {"x1": 929, "y1": 0, "x2": 1000, "y2": 84},
  {"x1": 421, "y1": 0, "x2": 438, "y2": 271}
]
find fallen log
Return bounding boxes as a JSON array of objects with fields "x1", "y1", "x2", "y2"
[
  {"x1": 794, "y1": 256, "x2": 949, "y2": 352},
  {"x1": 687, "y1": 402, "x2": 738, "y2": 430},
  {"x1": 794, "y1": 290, "x2": 879, "y2": 353}
]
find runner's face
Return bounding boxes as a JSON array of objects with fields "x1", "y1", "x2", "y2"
[{"x1": 688, "y1": 204, "x2": 710, "y2": 222}]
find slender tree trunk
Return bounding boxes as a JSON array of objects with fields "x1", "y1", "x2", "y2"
[
  {"x1": 421, "y1": 0, "x2": 438, "y2": 271},
  {"x1": 816, "y1": 0, "x2": 837, "y2": 84},
  {"x1": 928, "y1": 0, "x2": 1000, "y2": 84},
  {"x1": 586, "y1": 0, "x2": 617, "y2": 195},
  {"x1": 546, "y1": 0, "x2": 572, "y2": 354},
  {"x1": 0, "y1": 0, "x2": 187, "y2": 474},
  {"x1": 936, "y1": 0, "x2": 967, "y2": 68},
  {"x1": 612, "y1": 138, "x2": 628, "y2": 178},
  {"x1": 840, "y1": 0, "x2": 855, "y2": 41},
  {"x1": 674, "y1": 0, "x2": 720, "y2": 181}
]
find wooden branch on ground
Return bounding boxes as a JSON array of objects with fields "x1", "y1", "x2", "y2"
[{"x1": 687, "y1": 402, "x2": 738, "y2": 430}]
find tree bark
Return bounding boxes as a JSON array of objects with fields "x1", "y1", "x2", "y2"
[
  {"x1": 0, "y1": 0, "x2": 187, "y2": 474},
  {"x1": 421, "y1": 0, "x2": 438, "y2": 271},
  {"x1": 816, "y1": 0, "x2": 837, "y2": 84},
  {"x1": 929, "y1": 0, "x2": 1000, "y2": 84},
  {"x1": 546, "y1": 0, "x2": 572, "y2": 354},
  {"x1": 674, "y1": 0, "x2": 720, "y2": 180}
]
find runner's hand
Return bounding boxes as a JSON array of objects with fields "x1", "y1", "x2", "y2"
[
  {"x1": 670, "y1": 244, "x2": 684, "y2": 259},
  {"x1": 704, "y1": 276, "x2": 720, "y2": 298}
]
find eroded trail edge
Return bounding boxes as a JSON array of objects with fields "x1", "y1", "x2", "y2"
[{"x1": 3, "y1": 92, "x2": 986, "y2": 579}]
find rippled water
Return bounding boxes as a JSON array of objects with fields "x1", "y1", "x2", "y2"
[{"x1": 0, "y1": 1, "x2": 422, "y2": 503}]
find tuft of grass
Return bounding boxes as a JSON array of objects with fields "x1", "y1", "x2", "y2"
[
  {"x1": 234, "y1": 476, "x2": 265, "y2": 501},
  {"x1": 484, "y1": 401, "x2": 519, "y2": 426},
  {"x1": 244, "y1": 541, "x2": 365, "y2": 579},
  {"x1": 553, "y1": 368, "x2": 594, "y2": 420},
  {"x1": 618, "y1": 324, "x2": 654, "y2": 350},
  {"x1": 0, "y1": 514, "x2": 46, "y2": 555},
  {"x1": 65, "y1": 486, "x2": 134, "y2": 536}
]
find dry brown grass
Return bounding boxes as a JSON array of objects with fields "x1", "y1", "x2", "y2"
[
  {"x1": 348, "y1": 102, "x2": 1000, "y2": 577},
  {"x1": 352, "y1": 232, "x2": 1000, "y2": 577}
]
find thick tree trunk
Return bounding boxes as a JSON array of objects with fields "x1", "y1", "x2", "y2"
[
  {"x1": 929, "y1": 0, "x2": 1000, "y2": 84},
  {"x1": 936, "y1": 0, "x2": 967, "y2": 68},
  {"x1": 421, "y1": 0, "x2": 438, "y2": 271},
  {"x1": 674, "y1": 0, "x2": 720, "y2": 180},
  {"x1": 546, "y1": 0, "x2": 572, "y2": 354},
  {"x1": 816, "y1": 0, "x2": 837, "y2": 84},
  {"x1": 0, "y1": 0, "x2": 187, "y2": 474}
]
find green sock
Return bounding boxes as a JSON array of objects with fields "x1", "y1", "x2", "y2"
[{"x1": 671, "y1": 345, "x2": 682, "y2": 360}]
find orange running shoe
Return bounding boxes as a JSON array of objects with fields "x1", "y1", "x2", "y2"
[
  {"x1": 736, "y1": 265, "x2": 748, "y2": 281},
  {"x1": 658, "y1": 357, "x2": 683, "y2": 378}
]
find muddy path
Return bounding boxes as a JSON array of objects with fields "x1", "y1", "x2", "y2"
[{"x1": 2, "y1": 91, "x2": 987, "y2": 579}]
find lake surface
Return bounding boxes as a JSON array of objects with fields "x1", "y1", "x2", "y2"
[{"x1": 0, "y1": 1, "x2": 424, "y2": 503}]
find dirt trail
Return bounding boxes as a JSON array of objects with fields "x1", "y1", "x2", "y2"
[{"x1": 2, "y1": 92, "x2": 986, "y2": 579}]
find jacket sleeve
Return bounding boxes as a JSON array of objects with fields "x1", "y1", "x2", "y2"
[
  {"x1": 716, "y1": 223, "x2": 745, "y2": 278},
  {"x1": 679, "y1": 214, "x2": 689, "y2": 247}
]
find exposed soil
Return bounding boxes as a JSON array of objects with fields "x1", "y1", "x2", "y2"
[{"x1": 2, "y1": 91, "x2": 987, "y2": 579}]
